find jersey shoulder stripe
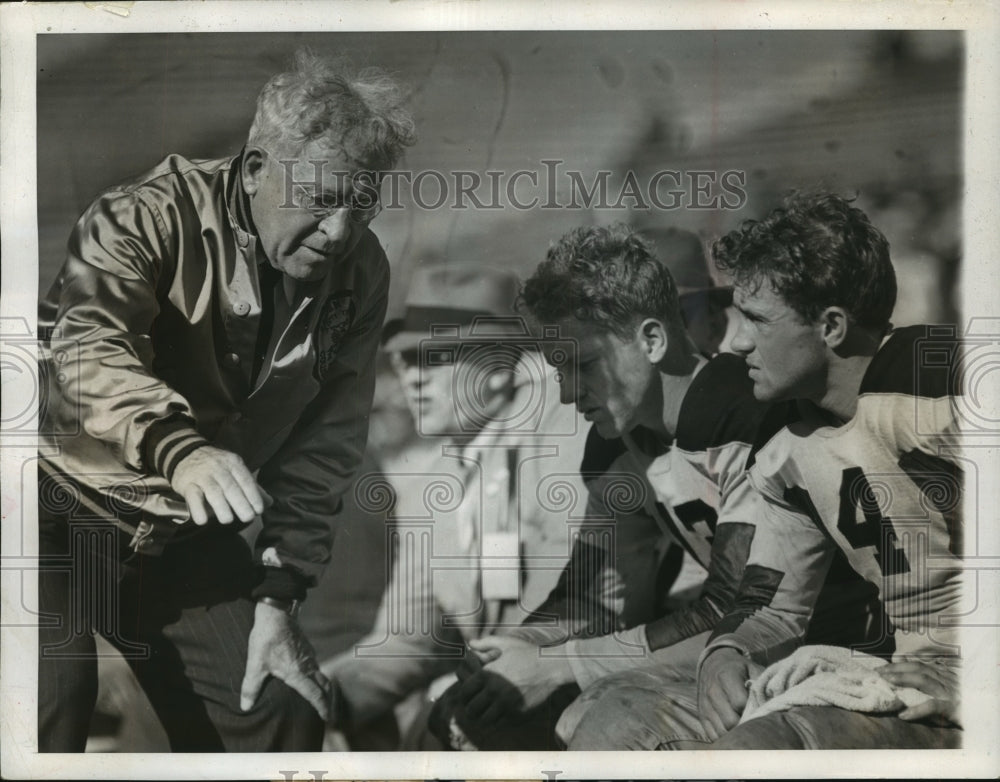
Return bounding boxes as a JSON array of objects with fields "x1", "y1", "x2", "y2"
[
  {"x1": 579, "y1": 423, "x2": 627, "y2": 482},
  {"x1": 859, "y1": 324, "x2": 961, "y2": 399},
  {"x1": 676, "y1": 352, "x2": 772, "y2": 453}
]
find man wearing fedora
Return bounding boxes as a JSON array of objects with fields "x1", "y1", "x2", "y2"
[
  {"x1": 641, "y1": 227, "x2": 733, "y2": 357},
  {"x1": 319, "y1": 263, "x2": 669, "y2": 749}
]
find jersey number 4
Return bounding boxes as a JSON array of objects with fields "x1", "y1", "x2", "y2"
[
  {"x1": 832, "y1": 451, "x2": 961, "y2": 577},
  {"x1": 837, "y1": 466, "x2": 911, "y2": 577}
]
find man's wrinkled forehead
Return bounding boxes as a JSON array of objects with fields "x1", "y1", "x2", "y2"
[{"x1": 276, "y1": 141, "x2": 375, "y2": 189}]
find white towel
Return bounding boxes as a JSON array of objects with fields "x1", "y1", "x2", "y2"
[{"x1": 739, "y1": 645, "x2": 930, "y2": 724}]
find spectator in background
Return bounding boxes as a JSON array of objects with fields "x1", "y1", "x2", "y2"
[
  {"x1": 37, "y1": 50, "x2": 415, "y2": 752},
  {"x1": 321, "y1": 264, "x2": 621, "y2": 750},
  {"x1": 641, "y1": 227, "x2": 732, "y2": 357}
]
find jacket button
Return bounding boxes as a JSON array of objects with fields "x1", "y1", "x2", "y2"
[
  {"x1": 233, "y1": 302, "x2": 251, "y2": 317},
  {"x1": 223, "y1": 352, "x2": 241, "y2": 368}
]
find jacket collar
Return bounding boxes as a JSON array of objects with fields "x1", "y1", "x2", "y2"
[{"x1": 227, "y1": 148, "x2": 257, "y2": 249}]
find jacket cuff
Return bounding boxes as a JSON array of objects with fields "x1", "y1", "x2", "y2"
[
  {"x1": 143, "y1": 415, "x2": 210, "y2": 481},
  {"x1": 252, "y1": 565, "x2": 309, "y2": 602}
]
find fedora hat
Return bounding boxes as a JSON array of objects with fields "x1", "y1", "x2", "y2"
[
  {"x1": 641, "y1": 227, "x2": 733, "y2": 305},
  {"x1": 382, "y1": 264, "x2": 524, "y2": 353}
]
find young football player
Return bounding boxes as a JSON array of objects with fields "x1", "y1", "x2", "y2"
[
  {"x1": 439, "y1": 223, "x2": 883, "y2": 749},
  {"x1": 695, "y1": 193, "x2": 964, "y2": 749}
]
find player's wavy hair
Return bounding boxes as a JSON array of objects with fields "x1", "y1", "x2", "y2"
[
  {"x1": 519, "y1": 223, "x2": 686, "y2": 341},
  {"x1": 713, "y1": 192, "x2": 896, "y2": 333},
  {"x1": 247, "y1": 49, "x2": 416, "y2": 170}
]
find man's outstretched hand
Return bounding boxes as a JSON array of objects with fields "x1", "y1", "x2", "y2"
[
  {"x1": 171, "y1": 445, "x2": 270, "y2": 525},
  {"x1": 241, "y1": 601, "x2": 330, "y2": 721}
]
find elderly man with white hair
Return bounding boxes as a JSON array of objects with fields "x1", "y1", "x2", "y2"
[{"x1": 37, "y1": 50, "x2": 415, "y2": 752}]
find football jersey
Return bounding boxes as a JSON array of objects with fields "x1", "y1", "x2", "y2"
[
  {"x1": 519, "y1": 353, "x2": 871, "y2": 685},
  {"x1": 643, "y1": 352, "x2": 827, "y2": 654},
  {"x1": 515, "y1": 423, "x2": 676, "y2": 642},
  {"x1": 707, "y1": 325, "x2": 964, "y2": 663}
]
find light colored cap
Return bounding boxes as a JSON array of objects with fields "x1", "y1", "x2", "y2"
[{"x1": 382, "y1": 263, "x2": 525, "y2": 352}]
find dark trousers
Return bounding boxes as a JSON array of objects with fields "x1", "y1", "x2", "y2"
[{"x1": 38, "y1": 513, "x2": 323, "y2": 752}]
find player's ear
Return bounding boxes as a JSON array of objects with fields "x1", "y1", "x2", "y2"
[
  {"x1": 638, "y1": 318, "x2": 668, "y2": 364},
  {"x1": 820, "y1": 306, "x2": 849, "y2": 349},
  {"x1": 242, "y1": 147, "x2": 266, "y2": 196}
]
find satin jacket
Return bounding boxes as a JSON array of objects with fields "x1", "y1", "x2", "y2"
[{"x1": 39, "y1": 153, "x2": 389, "y2": 586}]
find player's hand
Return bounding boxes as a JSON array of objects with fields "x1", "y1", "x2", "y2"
[
  {"x1": 240, "y1": 601, "x2": 330, "y2": 721},
  {"x1": 170, "y1": 445, "x2": 269, "y2": 525},
  {"x1": 880, "y1": 660, "x2": 961, "y2": 726},
  {"x1": 454, "y1": 639, "x2": 500, "y2": 681},
  {"x1": 458, "y1": 636, "x2": 573, "y2": 725},
  {"x1": 698, "y1": 647, "x2": 763, "y2": 741}
]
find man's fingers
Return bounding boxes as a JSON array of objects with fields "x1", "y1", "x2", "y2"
[
  {"x1": 227, "y1": 462, "x2": 267, "y2": 516},
  {"x1": 183, "y1": 488, "x2": 210, "y2": 525},
  {"x1": 881, "y1": 668, "x2": 953, "y2": 698},
  {"x1": 701, "y1": 703, "x2": 725, "y2": 741},
  {"x1": 216, "y1": 474, "x2": 258, "y2": 523},
  {"x1": 240, "y1": 663, "x2": 267, "y2": 711},
  {"x1": 704, "y1": 702, "x2": 736, "y2": 741},
  {"x1": 703, "y1": 691, "x2": 741, "y2": 741},
  {"x1": 467, "y1": 638, "x2": 502, "y2": 656},
  {"x1": 700, "y1": 710, "x2": 722, "y2": 742},
  {"x1": 881, "y1": 661, "x2": 926, "y2": 674},
  {"x1": 209, "y1": 471, "x2": 258, "y2": 523},
  {"x1": 880, "y1": 669, "x2": 931, "y2": 690},
  {"x1": 172, "y1": 447, "x2": 266, "y2": 524},
  {"x1": 182, "y1": 478, "x2": 261, "y2": 525},
  {"x1": 897, "y1": 700, "x2": 937, "y2": 722},
  {"x1": 201, "y1": 482, "x2": 236, "y2": 524}
]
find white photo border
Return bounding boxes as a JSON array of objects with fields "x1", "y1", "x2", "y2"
[{"x1": 2, "y1": 1, "x2": 998, "y2": 779}]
